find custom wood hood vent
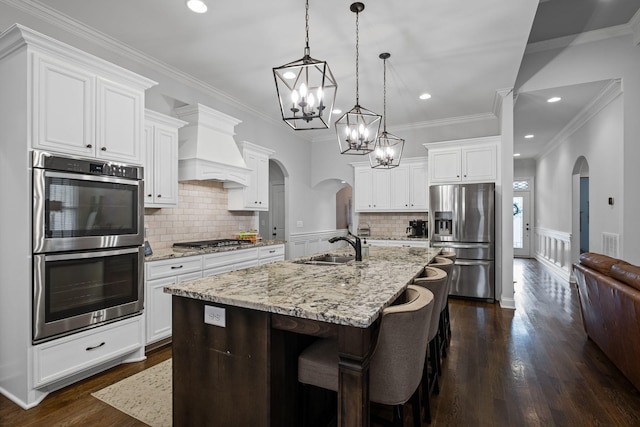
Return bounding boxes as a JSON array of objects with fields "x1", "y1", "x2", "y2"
[{"x1": 174, "y1": 104, "x2": 250, "y2": 186}]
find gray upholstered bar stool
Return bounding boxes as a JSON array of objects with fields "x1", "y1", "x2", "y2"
[
  {"x1": 298, "y1": 285, "x2": 435, "y2": 427},
  {"x1": 428, "y1": 256, "x2": 454, "y2": 364},
  {"x1": 438, "y1": 251, "x2": 457, "y2": 347},
  {"x1": 412, "y1": 266, "x2": 447, "y2": 423}
]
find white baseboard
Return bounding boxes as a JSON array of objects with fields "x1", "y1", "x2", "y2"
[{"x1": 535, "y1": 254, "x2": 571, "y2": 282}]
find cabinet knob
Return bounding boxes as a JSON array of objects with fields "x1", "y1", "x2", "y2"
[
  {"x1": 147, "y1": 194, "x2": 152, "y2": 197},
  {"x1": 456, "y1": 175, "x2": 460, "y2": 178},
  {"x1": 86, "y1": 144, "x2": 92, "y2": 148},
  {"x1": 157, "y1": 194, "x2": 161, "y2": 198},
  {"x1": 464, "y1": 174, "x2": 467, "y2": 177},
  {"x1": 101, "y1": 147, "x2": 107, "y2": 151}
]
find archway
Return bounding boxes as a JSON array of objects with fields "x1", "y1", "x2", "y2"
[{"x1": 571, "y1": 156, "x2": 589, "y2": 269}]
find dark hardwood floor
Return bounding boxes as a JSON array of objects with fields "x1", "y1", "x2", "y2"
[{"x1": 2, "y1": 258, "x2": 640, "y2": 426}]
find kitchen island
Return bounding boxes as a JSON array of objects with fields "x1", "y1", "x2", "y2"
[{"x1": 165, "y1": 245, "x2": 440, "y2": 427}]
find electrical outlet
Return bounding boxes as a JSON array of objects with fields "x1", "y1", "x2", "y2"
[
  {"x1": 297, "y1": 220, "x2": 303, "y2": 228},
  {"x1": 204, "y1": 305, "x2": 226, "y2": 327}
]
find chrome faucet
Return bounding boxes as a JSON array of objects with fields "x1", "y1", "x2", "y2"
[{"x1": 328, "y1": 231, "x2": 362, "y2": 261}]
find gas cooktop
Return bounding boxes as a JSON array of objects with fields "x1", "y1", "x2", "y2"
[{"x1": 172, "y1": 239, "x2": 252, "y2": 249}]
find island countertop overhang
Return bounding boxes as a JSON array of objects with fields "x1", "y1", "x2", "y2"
[{"x1": 164, "y1": 246, "x2": 441, "y2": 328}]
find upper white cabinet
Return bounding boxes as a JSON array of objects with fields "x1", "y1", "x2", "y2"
[
  {"x1": 144, "y1": 110, "x2": 187, "y2": 208},
  {"x1": 227, "y1": 142, "x2": 275, "y2": 211},
  {"x1": 426, "y1": 136, "x2": 499, "y2": 184},
  {"x1": 353, "y1": 158, "x2": 428, "y2": 212},
  {"x1": 31, "y1": 49, "x2": 155, "y2": 164}
]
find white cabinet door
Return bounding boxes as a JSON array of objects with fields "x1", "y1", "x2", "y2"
[
  {"x1": 429, "y1": 149, "x2": 461, "y2": 183},
  {"x1": 242, "y1": 151, "x2": 268, "y2": 209},
  {"x1": 146, "y1": 275, "x2": 176, "y2": 344},
  {"x1": 390, "y1": 167, "x2": 410, "y2": 209},
  {"x1": 228, "y1": 143, "x2": 272, "y2": 211},
  {"x1": 143, "y1": 111, "x2": 185, "y2": 208},
  {"x1": 462, "y1": 145, "x2": 497, "y2": 182},
  {"x1": 409, "y1": 163, "x2": 428, "y2": 210},
  {"x1": 152, "y1": 125, "x2": 179, "y2": 205},
  {"x1": 143, "y1": 123, "x2": 155, "y2": 206},
  {"x1": 32, "y1": 53, "x2": 95, "y2": 156},
  {"x1": 354, "y1": 168, "x2": 373, "y2": 211},
  {"x1": 96, "y1": 79, "x2": 143, "y2": 164},
  {"x1": 371, "y1": 169, "x2": 390, "y2": 209}
]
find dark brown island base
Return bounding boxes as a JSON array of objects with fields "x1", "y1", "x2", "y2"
[{"x1": 165, "y1": 246, "x2": 441, "y2": 427}]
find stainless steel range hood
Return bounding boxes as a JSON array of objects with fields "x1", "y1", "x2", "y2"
[{"x1": 174, "y1": 104, "x2": 250, "y2": 186}]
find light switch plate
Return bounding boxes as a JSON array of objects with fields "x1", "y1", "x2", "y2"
[
  {"x1": 296, "y1": 220, "x2": 303, "y2": 228},
  {"x1": 204, "y1": 305, "x2": 226, "y2": 327}
]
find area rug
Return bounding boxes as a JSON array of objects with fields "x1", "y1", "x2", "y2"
[{"x1": 92, "y1": 358, "x2": 172, "y2": 427}]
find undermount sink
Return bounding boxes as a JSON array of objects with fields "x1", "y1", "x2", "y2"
[{"x1": 295, "y1": 254, "x2": 355, "y2": 265}]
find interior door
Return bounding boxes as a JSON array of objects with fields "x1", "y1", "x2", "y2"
[
  {"x1": 513, "y1": 191, "x2": 531, "y2": 257},
  {"x1": 270, "y1": 183, "x2": 285, "y2": 241}
]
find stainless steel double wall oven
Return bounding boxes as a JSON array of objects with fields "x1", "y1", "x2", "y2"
[{"x1": 32, "y1": 150, "x2": 144, "y2": 343}]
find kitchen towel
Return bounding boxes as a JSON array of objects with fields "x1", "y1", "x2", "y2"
[{"x1": 91, "y1": 358, "x2": 172, "y2": 426}]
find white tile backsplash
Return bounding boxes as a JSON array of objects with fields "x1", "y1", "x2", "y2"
[{"x1": 144, "y1": 180, "x2": 256, "y2": 250}]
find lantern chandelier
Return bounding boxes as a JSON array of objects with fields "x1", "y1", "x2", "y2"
[
  {"x1": 273, "y1": 0, "x2": 337, "y2": 130},
  {"x1": 335, "y1": 2, "x2": 381, "y2": 155},
  {"x1": 370, "y1": 53, "x2": 404, "y2": 169}
]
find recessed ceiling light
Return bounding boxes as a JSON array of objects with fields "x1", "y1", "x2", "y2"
[
  {"x1": 332, "y1": 109, "x2": 342, "y2": 115},
  {"x1": 419, "y1": 93, "x2": 432, "y2": 100},
  {"x1": 186, "y1": 0, "x2": 207, "y2": 13},
  {"x1": 547, "y1": 96, "x2": 561, "y2": 103},
  {"x1": 514, "y1": 153, "x2": 521, "y2": 157},
  {"x1": 282, "y1": 71, "x2": 296, "y2": 80},
  {"x1": 524, "y1": 134, "x2": 534, "y2": 139}
]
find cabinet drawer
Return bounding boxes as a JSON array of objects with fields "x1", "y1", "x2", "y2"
[
  {"x1": 33, "y1": 316, "x2": 143, "y2": 387},
  {"x1": 146, "y1": 255, "x2": 202, "y2": 280},
  {"x1": 259, "y1": 245, "x2": 285, "y2": 259},
  {"x1": 202, "y1": 248, "x2": 259, "y2": 270}
]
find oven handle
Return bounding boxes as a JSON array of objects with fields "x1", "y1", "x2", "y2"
[
  {"x1": 43, "y1": 246, "x2": 142, "y2": 261},
  {"x1": 44, "y1": 170, "x2": 141, "y2": 186}
]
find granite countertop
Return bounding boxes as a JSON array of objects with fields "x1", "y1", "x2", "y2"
[
  {"x1": 145, "y1": 240, "x2": 286, "y2": 262},
  {"x1": 164, "y1": 246, "x2": 441, "y2": 328}
]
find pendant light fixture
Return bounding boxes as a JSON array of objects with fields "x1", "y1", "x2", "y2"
[
  {"x1": 370, "y1": 53, "x2": 404, "y2": 168},
  {"x1": 273, "y1": 0, "x2": 337, "y2": 130},
  {"x1": 335, "y1": 2, "x2": 381, "y2": 155}
]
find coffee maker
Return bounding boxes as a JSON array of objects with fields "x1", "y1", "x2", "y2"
[{"x1": 406, "y1": 220, "x2": 427, "y2": 237}]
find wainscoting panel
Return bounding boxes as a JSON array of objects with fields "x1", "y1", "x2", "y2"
[{"x1": 534, "y1": 227, "x2": 572, "y2": 282}]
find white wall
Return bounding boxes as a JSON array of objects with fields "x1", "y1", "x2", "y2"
[
  {"x1": 535, "y1": 94, "x2": 623, "y2": 249},
  {"x1": 517, "y1": 31, "x2": 640, "y2": 263},
  {"x1": 514, "y1": 158, "x2": 536, "y2": 177}
]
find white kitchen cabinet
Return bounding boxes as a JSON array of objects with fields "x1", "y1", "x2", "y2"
[
  {"x1": 258, "y1": 244, "x2": 285, "y2": 265},
  {"x1": 203, "y1": 248, "x2": 260, "y2": 277},
  {"x1": 144, "y1": 111, "x2": 187, "y2": 208},
  {"x1": 427, "y1": 137, "x2": 498, "y2": 184},
  {"x1": 227, "y1": 142, "x2": 274, "y2": 211},
  {"x1": 353, "y1": 158, "x2": 427, "y2": 212},
  {"x1": 32, "y1": 51, "x2": 153, "y2": 164},
  {"x1": 145, "y1": 255, "x2": 202, "y2": 345},
  {"x1": 354, "y1": 167, "x2": 390, "y2": 210},
  {"x1": 32, "y1": 315, "x2": 144, "y2": 387},
  {"x1": 0, "y1": 25, "x2": 156, "y2": 408}
]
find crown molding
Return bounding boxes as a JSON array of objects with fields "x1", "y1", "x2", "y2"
[
  {"x1": 536, "y1": 79, "x2": 622, "y2": 160},
  {"x1": 525, "y1": 21, "x2": 635, "y2": 55},
  {"x1": 0, "y1": 0, "x2": 282, "y2": 127},
  {"x1": 310, "y1": 112, "x2": 497, "y2": 143},
  {"x1": 631, "y1": 7, "x2": 640, "y2": 46}
]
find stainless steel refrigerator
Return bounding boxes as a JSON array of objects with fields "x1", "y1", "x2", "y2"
[{"x1": 429, "y1": 183, "x2": 495, "y2": 301}]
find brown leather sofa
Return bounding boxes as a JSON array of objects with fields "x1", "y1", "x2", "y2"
[{"x1": 573, "y1": 252, "x2": 640, "y2": 391}]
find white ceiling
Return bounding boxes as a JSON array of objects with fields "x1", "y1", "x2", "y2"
[{"x1": 0, "y1": 0, "x2": 638, "y2": 159}]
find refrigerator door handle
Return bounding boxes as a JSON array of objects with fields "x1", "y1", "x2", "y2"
[
  {"x1": 454, "y1": 259, "x2": 492, "y2": 266},
  {"x1": 432, "y1": 242, "x2": 491, "y2": 249}
]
